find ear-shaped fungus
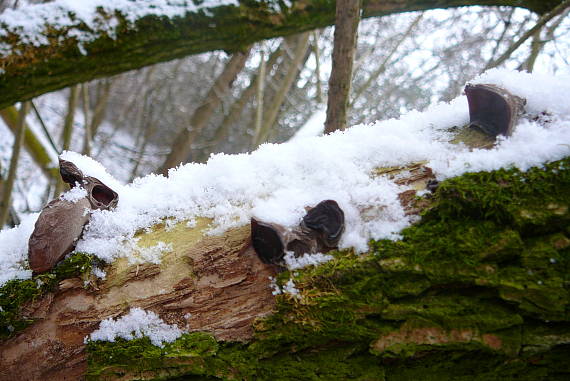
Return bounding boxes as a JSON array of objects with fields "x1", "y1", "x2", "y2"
[
  {"x1": 301, "y1": 200, "x2": 345, "y2": 249},
  {"x1": 85, "y1": 177, "x2": 119, "y2": 210},
  {"x1": 251, "y1": 200, "x2": 346, "y2": 268},
  {"x1": 28, "y1": 160, "x2": 119, "y2": 274},
  {"x1": 28, "y1": 198, "x2": 91, "y2": 274},
  {"x1": 251, "y1": 218, "x2": 286, "y2": 265},
  {"x1": 464, "y1": 84, "x2": 526, "y2": 138},
  {"x1": 59, "y1": 158, "x2": 84, "y2": 185}
]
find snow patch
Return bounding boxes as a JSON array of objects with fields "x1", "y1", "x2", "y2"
[
  {"x1": 284, "y1": 251, "x2": 333, "y2": 270},
  {"x1": 60, "y1": 185, "x2": 87, "y2": 203},
  {"x1": 88, "y1": 307, "x2": 183, "y2": 347},
  {"x1": 0, "y1": 213, "x2": 37, "y2": 286}
]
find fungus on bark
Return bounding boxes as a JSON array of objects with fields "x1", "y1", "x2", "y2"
[
  {"x1": 464, "y1": 83, "x2": 526, "y2": 137},
  {"x1": 28, "y1": 159, "x2": 118, "y2": 274},
  {"x1": 251, "y1": 200, "x2": 345, "y2": 266}
]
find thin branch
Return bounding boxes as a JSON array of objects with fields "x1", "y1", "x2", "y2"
[
  {"x1": 0, "y1": 101, "x2": 29, "y2": 227},
  {"x1": 484, "y1": 0, "x2": 570, "y2": 71},
  {"x1": 31, "y1": 101, "x2": 59, "y2": 154},
  {"x1": 252, "y1": 47, "x2": 267, "y2": 146}
]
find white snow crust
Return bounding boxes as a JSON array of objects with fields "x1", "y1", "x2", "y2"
[
  {"x1": 88, "y1": 307, "x2": 183, "y2": 347},
  {"x1": 60, "y1": 185, "x2": 88, "y2": 203},
  {"x1": 1, "y1": 69, "x2": 570, "y2": 287}
]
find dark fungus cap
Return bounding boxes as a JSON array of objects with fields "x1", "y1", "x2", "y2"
[{"x1": 464, "y1": 83, "x2": 526, "y2": 138}]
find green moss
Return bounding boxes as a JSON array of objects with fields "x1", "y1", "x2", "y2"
[
  {"x1": 0, "y1": 252, "x2": 99, "y2": 340},
  {"x1": 86, "y1": 158, "x2": 570, "y2": 379}
]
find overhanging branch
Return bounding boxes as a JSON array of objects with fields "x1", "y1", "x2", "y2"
[{"x1": 0, "y1": 0, "x2": 563, "y2": 109}]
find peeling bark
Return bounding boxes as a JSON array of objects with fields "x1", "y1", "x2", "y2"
[{"x1": 0, "y1": 221, "x2": 276, "y2": 380}]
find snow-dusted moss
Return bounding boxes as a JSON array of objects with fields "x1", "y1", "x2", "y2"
[
  {"x1": 0, "y1": 252, "x2": 98, "y2": 340},
  {"x1": 86, "y1": 157, "x2": 570, "y2": 380}
]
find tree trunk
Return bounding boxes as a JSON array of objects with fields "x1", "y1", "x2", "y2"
[
  {"x1": 253, "y1": 33, "x2": 311, "y2": 148},
  {"x1": 158, "y1": 49, "x2": 251, "y2": 174},
  {"x1": 81, "y1": 84, "x2": 92, "y2": 156},
  {"x1": 54, "y1": 85, "x2": 79, "y2": 196},
  {"x1": 90, "y1": 79, "x2": 113, "y2": 139},
  {"x1": 0, "y1": 101, "x2": 29, "y2": 227},
  {"x1": 252, "y1": 49, "x2": 267, "y2": 147},
  {"x1": 1, "y1": 122, "x2": 568, "y2": 380},
  {"x1": 324, "y1": 0, "x2": 362, "y2": 134},
  {"x1": 0, "y1": 0, "x2": 563, "y2": 110}
]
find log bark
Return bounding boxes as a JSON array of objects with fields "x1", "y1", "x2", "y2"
[
  {"x1": 1, "y1": 120, "x2": 569, "y2": 379},
  {"x1": 0, "y1": 0, "x2": 563, "y2": 110}
]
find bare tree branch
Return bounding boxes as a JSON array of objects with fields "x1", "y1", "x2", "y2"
[{"x1": 484, "y1": 0, "x2": 570, "y2": 70}]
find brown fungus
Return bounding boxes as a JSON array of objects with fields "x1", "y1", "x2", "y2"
[
  {"x1": 251, "y1": 200, "x2": 345, "y2": 268},
  {"x1": 28, "y1": 159, "x2": 119, "y2": 274},
  {"x1": 464, "y1": 83, "x2": 526, "y2": 138}
]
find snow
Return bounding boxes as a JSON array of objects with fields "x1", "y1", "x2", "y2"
[
  {"x1": 60, "y1": 185, "x2": 88, "y2": 203},
  {"x1": 284, "y1": 251, "x2": 333, "y2": 270},
  {"x1": 1, "y1": 69, "x2": 570, "y2": 288},
  {"x1": 269, "y1": 276, "x2": 300, "y2": 297},
  {"x1": 289, "y1": 108, "x2": 327, "y2": 141},
  {"x1": 0, "y1": 213, "x2": 37, "y2": 285},
  {"x1": 115, "y1": 239, "x2": 173, "y2": 265},
  {"x1": 88, "y1": 307, "x2": 183, "y2": 347},
  {"x1": 0, "y1": 0, "x2": 239, "y2": 58},
  {"x1": 282, "y1": 278, "x2": 300, "y2": 297}
]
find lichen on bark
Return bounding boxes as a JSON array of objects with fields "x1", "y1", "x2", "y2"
[{"x1": 85, "y1": 157, "x2": 570, "y2": 380}]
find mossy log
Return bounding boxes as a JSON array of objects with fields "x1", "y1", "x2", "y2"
[
  {"x1": 0, "y1": 0, "x2": 563, "y2": 110},
  {"x1": 1, "y1": 142, "x2": 568, "y2": 380}
]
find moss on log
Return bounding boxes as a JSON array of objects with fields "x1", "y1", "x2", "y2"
[
  {"x1": 1, "y1": 140, "x2": 568, "y2": 379},
  {"x1": 75, "y1": 156, "x2": 568, "y2": 380},
  {"x1": 0, "y1": 0, "x2": 564, "y2": 110}
]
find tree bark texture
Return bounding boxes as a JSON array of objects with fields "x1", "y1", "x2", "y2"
[
  {"x1": 159, "y1": 49, "x2": 250, "y2": 174},
  {"x1": 1, "y1": 121, "x2": 568, "y2": 380},
  {"x1": 324, "y1": 0, "x2": 361, "y2": 134},
  {"x1": 0, "y1": 0, "x2": 563, "y2": 110}
]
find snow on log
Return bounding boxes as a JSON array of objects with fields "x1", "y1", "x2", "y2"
[{"x1": 0, "y1": 69, "x2": 569, "y2": 379}]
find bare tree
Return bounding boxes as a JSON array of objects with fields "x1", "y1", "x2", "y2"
[
  {"x1": 159, "y1": 49, "x2": 251, "y2": 175},
  {"x1": 253, "y1": 33, "x2": 311, "y2": 148},
  {"x1": 324, "y1": 0, "x2": 362, "y2": 134},
  {"x1": 484, "y1": 0, "x2": 570, "y2": 70}
]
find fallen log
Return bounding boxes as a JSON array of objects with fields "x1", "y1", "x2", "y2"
[
  {"x1": 1, "y1": 161, "x2": 568, "y2": 379},
  {"x1": 1, "y1": 86, "x2": 569, "y2": 379}
]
